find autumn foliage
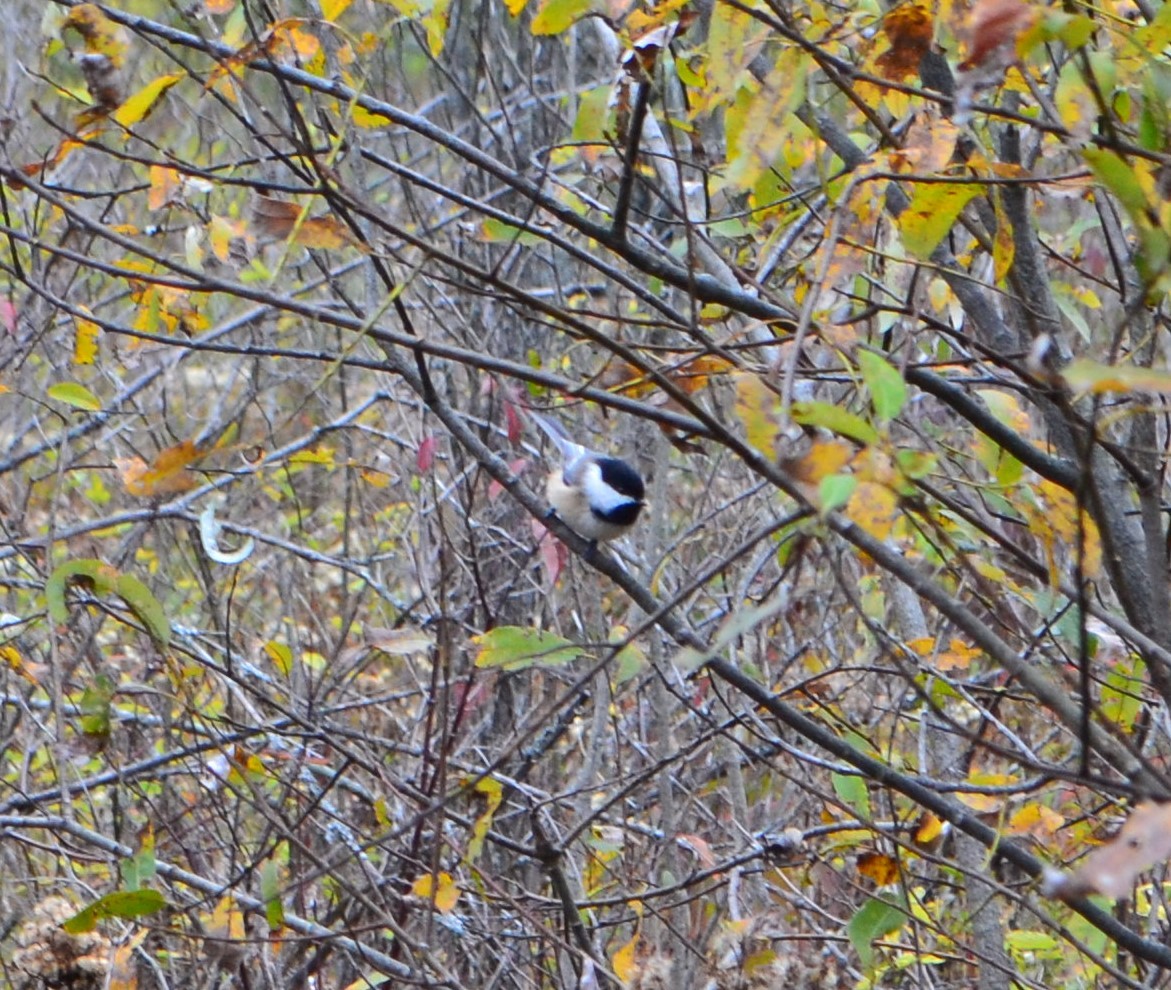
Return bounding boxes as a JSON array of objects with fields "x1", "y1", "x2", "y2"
[{"x1": 6, "y1": 0, "x2": 1171, "y2": 987}]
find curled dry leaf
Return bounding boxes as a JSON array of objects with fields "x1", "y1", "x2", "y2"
[
  {"x1": 875, "y1": 4, "x2": 934, "y2": 82},
  {"x1": 959, "y1": 0, "x2": 1038, "y2": 71},
  {"x1": 1044, "y1": 801, "x2": 1171, "y2": 900}
]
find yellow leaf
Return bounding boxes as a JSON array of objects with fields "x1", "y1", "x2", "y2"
[
  {"x1": 734, "y1": 373, "x2": 780, "y2": 460},
  {"x1": 791, "y1": 439, "x2": 853, "y2": 485},
  {"x1": 63, "y1": 4, "x2": 129, "y2": 67},
  {"x1": 531, "y1": 0, "x2": 593, "y2": 34},
  {"x1": 208, "y1": 216, "x2": 241, "y2": 262},
  {"x1": 266, "y1": 640, "x2": 293, "y2": 676},
  {"x1": 956, "y1": 771, "x2": 1017, "y2": 812},
  {"x1": 914, "y1": 812, "x2": 944, "y2": 846},
  {"x1": 352, "y1": 102, "x2": 387, "y2": 128},
  {"x1": 207, "y1": 895, "x2": 246, "y2": 942},
  {"x1": 1062, "y1": 358, "x2": 1171, "y2": 396},
  {"x1": 611, "y1": 933, "x2": 639, "y2": 984},
  {"x1": 113, "y1": 73, "x2": 183, "y2": 129},
  {"x1": 73, "y1": 309, "x2": 100, "y2": 365},
  {"x1": 467, "y1": 776, "x2": 503, "y2": 864},
  {"x1": 992, "y1": 189, "x2": 1015, "y2": 285},
  {"x1": 1007, "y1": 803, "x2": 1064, "y2": 838},
  {"x1": 411, "y1": 872, "x2": 460, "y2": 913},
  {"x1": 424, "y1": 0, "x2": 452, "y2": 55},
  {"x1": 846, "y1": 481, "x2": 898, "y2": 540},
  {"x1": 906, "y1": 636, "x2": 935, "y2": 657},
  {"x1": 322, "y1": 0, "x2": 354, "y2": 19}
]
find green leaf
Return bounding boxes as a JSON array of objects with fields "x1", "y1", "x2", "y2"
[
  {"x1": 530, "y1": 0, "x2": 591, "y2": 35},
  {"x1": 673, "y1": 593, "x2": 792, "y2": 672},
  {"x1": 47, "y1": 382, "x2": 101, "y2": 411},
  {"x1": 63, "y1": 889, "x2": 168, "y2": 934},
  {"x1": 897, "y1": 182, "x2": 984, "y2": 259},
  {"x1": 114, "y1": 573, "x2": 171, "y2": 647},
  {"x1": 46, "y1": 559, "x2": 118, "y2": 623},
  {"x1": 121, "y1": 832, "x2": 156, "y2": 892},
  {"x1": 80, "y1": 673, "x2": 115, "y2": 738},
  {"x1": 857, "y1": 351, "x2": 906, "y2": 422},
  {"x1": 480, "y1": 217, "x2": 545, "y2": 246},
  {"x1": 818, "y1": 473, "x2": 857, "y2": 514},
  {"x1": 791, "y1": 401, "x2": 878, "y2": 445},
  {"x1": 473, "y1": 626, "x2": 584, "y2": 670},
  {"x1": 261, "y1": 857, "x2": 285, "y2": 931},
  {"x1": 832, "y1": 771, "x2": 870, "y2": 818},
  {"x1": 45, "y1": 559, "x2": 170, "y2": 647},
  {"x1": 1005, "y1": 928, "x2": 1063, "y2": 958},
  {"x1": 846, "y1": 896, "x2": 907, "y2": 970},
  {"x1": 571, "y1": 84, "x2": 612, "y2": 146},
  {"x1": 1083, "y1": 148, "x2": 1149, "y2": 218},
  {"x1": 1101, "y1": 658, "x2": 1145, "y2": 730}
]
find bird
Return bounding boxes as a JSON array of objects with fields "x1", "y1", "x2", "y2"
[{"x1": 529, "y1": 409, "x2": 646, "y2": 543}]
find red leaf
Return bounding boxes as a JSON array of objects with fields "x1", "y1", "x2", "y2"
[
  {"x1": 533, "y1": 520, "x2": 565, "y2": 584},
  {"x1": 504, "y1": 400, "x2": 523, "y2": 445},
  {"x1": 417, "y1": 435, "x2": 438, "y2": 473}
]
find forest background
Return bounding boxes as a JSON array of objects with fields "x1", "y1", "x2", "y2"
[{"x1": 4, "y1": 0, "x2": 1171, "y2": 987}]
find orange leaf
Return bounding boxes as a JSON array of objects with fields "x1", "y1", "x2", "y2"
[
  {"x1": 149, "y1": 166, "x2": 182, "y2": 211},
  {"x1": 251, "y1": 195, "x2": 302, "y2": 239},
  {"x1": 294, "y1": 216, "x2": 366, "y2": 251}
]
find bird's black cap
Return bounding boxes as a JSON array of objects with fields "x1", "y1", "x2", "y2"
[{"x1": 597, "y1": 457, "x2": 645, "y2": 502}]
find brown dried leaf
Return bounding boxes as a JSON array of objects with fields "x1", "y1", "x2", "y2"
[
  {"x1": 857, "y1": 850, "x2": 900, "y2": 885},
  {"x1": 118, "y1": 440, "x2": 205, "y2": 497},
  {"x1": 875, "y1": 4, "x2": 934, "y2": 81}
]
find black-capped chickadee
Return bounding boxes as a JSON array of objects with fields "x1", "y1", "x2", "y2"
[{"x1": 529, "y1": 410, "x2": 646, "y2": 543}]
